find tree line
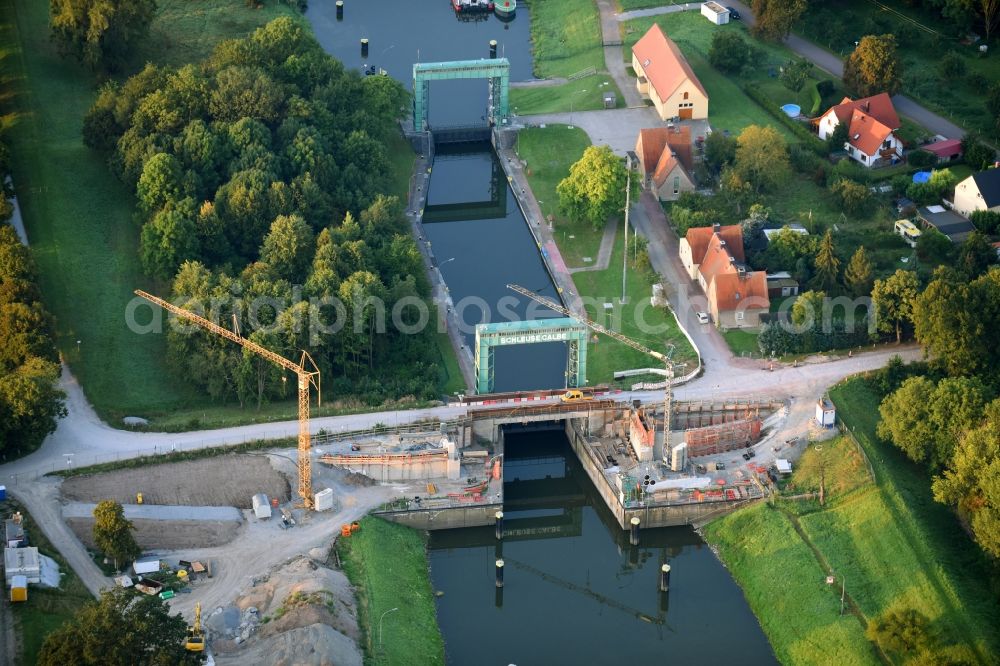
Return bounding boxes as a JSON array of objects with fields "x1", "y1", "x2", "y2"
[
  {"x1": 866, "y1": 264, "x2": 1000, "y2": 560},
  {"x1": 84, "y1": 18, "x2": 445, "y2": 406},
  {"x1": 0, "y1": 141, "x2": 67, "y2": 460}
]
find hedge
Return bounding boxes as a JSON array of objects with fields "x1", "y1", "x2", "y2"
[{"x1": 742, "y1": 84, "x2": 828, "y2": 156}]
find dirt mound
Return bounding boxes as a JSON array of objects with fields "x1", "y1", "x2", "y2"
[
  {"x1": 61, "y1": 456, "x2": 289, "y2": 508},
  {"x1": 215, "y1": 624, "x2": 361, "y2": 666},
  {"x1": 66, "y1": 517, "x2": 242, "y2": 550},
  {"x1": 210, "y1": 555, "x2": 361, "y2": 666}
]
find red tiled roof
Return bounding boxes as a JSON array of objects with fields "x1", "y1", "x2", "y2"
[
  {"x1": 632, "y1": 24, "x2": 708, "y2": 101},
  {"x1": 685, "y1": 225, "x2": 744, "y2": 265},
  {"x1": 824, "y1": 93, "x2": 900, "y2": 130},
  {"x1": 923, "y1": 139, "x2": 962, "y2": 158},
  {"x1": 847, "y1": 109, "x2": 894, "y2": 157},
  {"x1": 699, "y1": 233, "x2": 768, "y2": 312},
  {"x1": 636, "y1": 126, "x2": 694, "y2": 188}
]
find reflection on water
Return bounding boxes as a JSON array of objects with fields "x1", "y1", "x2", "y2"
[
  {"x1": 304, "y1": 0, "x2": 532, "y2": 126},
  {"x1": 423, "y1": 145, "x2": 567, "y2": 392},
  {"x1": 429, "y1": 431, "x2": 777, "y2": 665}
]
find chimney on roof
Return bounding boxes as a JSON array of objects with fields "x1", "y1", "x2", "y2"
[
  {"x1": 863, "y1": 101, "x2": 870, "y2": 112},
  {"x1": 712, "y1": 223, "x2": 721, "y2": 234}
]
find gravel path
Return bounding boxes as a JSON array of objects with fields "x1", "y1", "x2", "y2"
[{"x1": 63, "y1": 503, "x2": 243, "y2": 522}]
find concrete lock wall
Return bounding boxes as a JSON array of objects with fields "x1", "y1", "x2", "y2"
[{"x1": 376, "y1": 503, "x2": 502, "y2": 530}]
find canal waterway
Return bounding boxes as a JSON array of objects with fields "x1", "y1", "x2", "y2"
[
  {"x1": 429, "y1": 431, "x2": 777, "y2": 665},
  {"x1": 302, "y1": 7, "x2": 774, "y2": 661},
  {"x1": 305, "y1": 0, "x2": 533, "y2": 126}
]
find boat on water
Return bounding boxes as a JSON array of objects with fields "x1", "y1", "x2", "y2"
[
  {"x1": 452, "y1": 0, "x2": 495, "y2": 12},
  {"x1": 493, "y1": 0, "x2": 515, "y2": 18}
]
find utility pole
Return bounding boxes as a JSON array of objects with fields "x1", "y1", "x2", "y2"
[{"x1": 621, "y1": 162, "x2": 630, "y2": 305}]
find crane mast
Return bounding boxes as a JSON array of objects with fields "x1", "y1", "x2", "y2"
[
  {"x1": 506, "y1": 284, "x2": 675, "y2": 433},
  {"x1": 135, "y1": 290, "x2": 320, "y2": 509}
]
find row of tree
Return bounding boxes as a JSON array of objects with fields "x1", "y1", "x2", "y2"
[
  {"x1": 84, "y1": 18, "x2": 444, "y2": 405},
  {"x1": 0, "y1": 140, "x2": 67, "y2": 459},
  {"x1": 873, "y1": 266, "x2": 1000, "y2": 558}
]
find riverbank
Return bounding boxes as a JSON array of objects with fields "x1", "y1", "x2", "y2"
[
  {"x1": 336, "y1": 517, "x2": 444, "y2": 666},
  {"x1": 703, "y1": 377, "x2": 1000, "y2": 665}
]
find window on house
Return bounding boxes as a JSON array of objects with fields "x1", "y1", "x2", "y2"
[
  {"x1": 735, "y1": 311, "x2": 745, "y2": 321},
  {"x1": 683, "y1": 92, "x2": 689, "y2": 100},
  {"x1": 673, "y1": 175, "x2": 680, "y2": 195},
  {"x1": 883, "y1": 140, "x2": 891, "y2": 149}
]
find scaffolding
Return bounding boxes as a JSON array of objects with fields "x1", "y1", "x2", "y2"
[{"x1": 684, "y1": 418, "x2": 763, "y2": 458}]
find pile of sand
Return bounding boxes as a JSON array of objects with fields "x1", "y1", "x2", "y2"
[{"x1": 211, "y1": 554, "x2": 361, "y2": 666}]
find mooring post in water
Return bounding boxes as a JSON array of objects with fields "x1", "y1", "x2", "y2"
[
  {"x1": 336, "y1": 0, "x2": 343, "y2": 19},
  {"x1": 361, "y1": 38, "x2": 368, "y2": 57},
  {"x1": 495, "y1": 586, "x2": 504, "y2": 608},
  {"x1": 660, "y1": 563, "x2": 671, "y2": 593},
  {"x1": 495, "y1": 559, "x2": 505, "y2": 588},
  {"x1": 489, "y1": 40, "x2": 498, "y2": 58},
  {"x1": 495, "y1": 510, "x2": 504, "y2": 540},
  {"x1": 629, "y1": 516, "x2": 641, "y2": 546}
]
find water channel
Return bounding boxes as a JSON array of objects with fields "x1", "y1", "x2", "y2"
[{"x1": 302, "y1": 4, "x2": 774, "y2": 662}]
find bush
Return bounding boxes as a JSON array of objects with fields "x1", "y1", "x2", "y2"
[
  {"x1": 789, "y1": 143, "x2": 823, "y2": 174},
  {"x1": 779, "y1": 59, "x2": 812, "y2": 92},
  {"x1": 827, "y1": 158, "x2": 870, "y2": 186},
  {"x1": 937, "y1": 52, "x2": 966, "y2": 80},
  {"x1": 816, "y1": 79, "x2": 835, "y2": 100},
  {"x1": 907, "y1": 149, "x2": 936, "y2": 167},
  {"x1": 961, "y1": 135, "x2": 996, "y2": 171},
  {"x1": 709, "y1": 32, "x2": 755, "y2": 75},
  {"x1": 970, "y1": 209, "x2": 1000, "y2": 234},
  {"x1": 831, "y1": 178, "x2": 873, "y2": 216}
]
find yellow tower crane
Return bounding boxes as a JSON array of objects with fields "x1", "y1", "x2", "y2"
[
  {"x1": 507, "y1": 284, "x2": 677, "y2": 433},
  {"x1": 135, "y1": 290, "x2": 321, "y2": 509}
]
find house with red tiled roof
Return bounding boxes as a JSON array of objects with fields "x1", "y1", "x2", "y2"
[
  {"x1": 815, "y1": 93, "x2": 903, "y2": 168},
  {"x1": 635, "y1": 125, "x2": 695, "y2": 201},
  {"x1": 631, "y1": 24, "x2": 708, "y2": 121},
  {"x1": 681, "y1": 224, "x2": 769, "y2": 327}
]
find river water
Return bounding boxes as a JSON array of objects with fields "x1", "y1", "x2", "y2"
[{"x1": 302, "y1": 5, "x2": 774, "y2": 663}]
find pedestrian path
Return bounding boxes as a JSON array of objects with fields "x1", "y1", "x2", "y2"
[{"x1": 569, "y1": 218, "x2": 618, "y2": 273}]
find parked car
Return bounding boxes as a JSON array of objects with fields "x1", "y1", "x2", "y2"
[
  {"x1": 696, "y1": 312, "x2": 711, "y2": 324},
  {"x1": 726, "y1": 6, "x2": 741, "y2": 19}
]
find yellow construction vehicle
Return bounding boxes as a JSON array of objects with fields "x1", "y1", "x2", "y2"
[{"x1": 185, "y1": 602, "x2": 205, "y2": 652}]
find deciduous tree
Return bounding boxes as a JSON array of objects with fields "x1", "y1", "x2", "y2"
[
  {"x1": 871, "y1": 269, "x2": 919, "y2": 343},
  {"x1": 957, "y1": 230, "x2": 996, "y2": 278},
  {"x1": 844, "y1": 34, "x2": 903, "y2": 97},
  {"x1": 557, "y1": 145, "x2": 627, "y2": 229},
  {"x1": 49, "y1": 0, "x2": 156, "y2": 72},
  {"x1": 92, "y1": 500, "x2": 140, "y2": 570},
  {"x1": 260, "y1": 214, "x2": 315, "y2": 283},
  {"x1": 708, "y1": 32, "x2": 755, "y2": 74},
  {"x1": 750, "y1": 0, "x2": 807, "y2": 41},
  {"x1": 38, "y1": 588, "x2": 196, "y2": 666},
  {"x1": 732, "y1": 125, "x2": 790, "y2": 193}
]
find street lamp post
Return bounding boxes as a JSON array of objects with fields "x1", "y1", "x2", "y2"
[{"x1": 379, "y1": 607, "x2": 399, "y2": 647}]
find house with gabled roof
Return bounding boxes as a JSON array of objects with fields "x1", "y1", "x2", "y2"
[
  {"x1": 680, "y1": 224, "x2": 769, "y2": 327},
  {"x1": 954, "y1": 169, "x2": 1000, "y2": 218},
  {"x1": 631, "y1": 24, "x2": 708, "y2": 121},
  {"x1": 635, "y1": 125, "x2": 695, "y2": 201},
  {"x1": 816, "y1": 93, "x2": 903, "y2": 168}
]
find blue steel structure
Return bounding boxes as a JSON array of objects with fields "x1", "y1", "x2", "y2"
[
  {"x1": 412, "y1": 58, "x2": 511, "y2": 131},
  {"x1": 474, "y1": 318, "x2": 588, "y2": 394}
]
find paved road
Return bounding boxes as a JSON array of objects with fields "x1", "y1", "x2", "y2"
[
  {"x1": 597, "y1": 0, "x2": 646, "y2": 108},
  {"x1": 721, "y1": 0, "x2": 968, "y2": 139},
  {"x1": 521, "y1": 108, "x2": 663, "y2": 156},
  {"x1": 617, "y1": 3, "x2": 697, "y2": 21}
]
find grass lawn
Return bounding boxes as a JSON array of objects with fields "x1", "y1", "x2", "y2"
[
  {"x1": 2, "y1": 499, "x2": 93, "y2": 664},
  {"x1": 336, "y1": 517, "x2": 444, "y2": 666},
  {"x1": 721, "y1": 328, "x2": 759, "y2": 356},
  {"x1": 828, "y1": 377, "x2": 1000, "y2": 662},
  {"x1": 572, "y1": 222, "x2": 697, "y2": 381},
  {"x1": 515, "y1": 125, "x2": 602, "y2": 265},
  {"x1": 794, "y1": 0, "x2": 1000, "y2": 141},
  {"x1": 511, "y1": 74, "x2": 620, "y2": 115},
  {"x1": 528, "y1": 0, "x2": 605, "y2": 79},
  {"x1": 703, "y1": 503, "x2": 879, "y2": 666},
  {"x1": 433, "y1": 305, "x2": 466, "y2": 396}
]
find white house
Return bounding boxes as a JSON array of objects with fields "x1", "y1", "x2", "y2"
[
  {"x1": 816, "y1": 93, "x2": 903, "y2": 168},
  {"x1": 953, "y1": 169, "x2": 1000, "y2": 218}
]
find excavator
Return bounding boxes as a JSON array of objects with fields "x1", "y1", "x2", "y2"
[{"x1": 185, "y1": 603, "x2": 205, "y2": 652}]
